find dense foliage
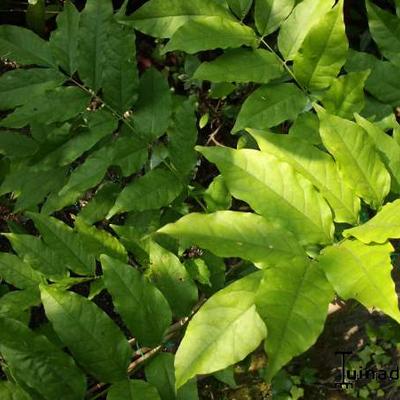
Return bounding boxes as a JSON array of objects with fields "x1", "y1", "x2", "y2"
[{"x1": 1, "y1": 0, "x2": 400, "y2": 398}]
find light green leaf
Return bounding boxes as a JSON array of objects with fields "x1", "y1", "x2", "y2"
[
  {"x1": 174, "y1": 272, "x2": 266, "y2": 388},
  {"x1": 319, "y1": 240, "x2": 400, "y2": 323},
  {"x1": 27, "y1": 212, "x2": 95, "y2": 276},
  {"x1": 0, "y1": 317, "x2": 86, "y2": 400},
  {"x1": 204, "y1": 175, "x2": 232, "y2": 213},
  {"x1": 256, "y1": 258, "x2": 333, "y2": 381},
  {"x1": 148, "y1": 241, "x2": 198, "y2": 317},
  {"x1": 107, "y1": 380, "x2": 161, "y2": 400},
  {"x1": 0, "y1": 68, "x2": 65, "y2": 110},
  {"x1": 193, "y1": 48, "x2": 284, "y2": 84},
  {"x1": 343, "y1": 199, "x2": 400, "y2": 244},
  {"x1": 232, "y1": 83, "x2": 307, "y2": 133},
  {"x1": 40, "y1": 285, "x2": 132, "y2": 383},
  {"x1": 248, "y1": 130, "x2": 360, "y2": 224},
  {"x1": 78, "y1": 0, "x2": 113, "y2": 91},
  {"x1": 50, "y1": 0, "x2": 80, "y2": 74},
  {"x1": 198, "y1": 146, "x2": 334, "y2": 245},
  {"x1": 227, "y1": 0, "x2": 253, "y2": 19},
  {"x1": 293, "y1": 0, "x2": 348, "y2": 90},
  {"x1": 366, "y1": 1, "x2": 400, "y2": 67},
  {"x1": 122, "y1": 0, "x2": 235, "y2": 38},
  {"x1": 157, "y1": 211, "x2": 308, "y2": 269},
  {"x1": 103, "y1": 22, "x2": 139, "y2": 113},
  {"x1": 316, "y1": 107, "x2": 391, "y2": 209},
  {"x1": 101, "y1": 255, "x2": 172, "y2": 346},
  {"x1": 163, "y1": 17, "x2": 258, "y2": 54},
  {"x1": 278, "y1": 0, "x2": 334, "y2": 60},
  {"x1": 0, "y1": 131, "x2": 38, "y2": 158},
  {"x1": 145, "y1": 353, "x2": 198, "y2": 400},
  {"x1": 0, "y1": 87, "x2": 90, "y2": 128},
  {"x1": 0, "y1": 253, "x2": 43, "y2": 289},
  {"x1": 107, "y1": 169, "x2": 183, "y2": 218},
  {"x1": 4, "y1": 234, "x2": 69, "y2": 280},
  {"x1": 0, "y1": 25, "x2": 54, "y2": 66},
  {"x1": 0, "y1": 382, "x2": 32, "y2": 400},
  {"x1": 321, "y1": 71, "x2": 370, "y2": 119},
  {"x1": 255, "y1": 0, "x2": 294, "y2": 37},
  {"x1": 133, "y1": 67, "x2": 172, "y2": 141}
]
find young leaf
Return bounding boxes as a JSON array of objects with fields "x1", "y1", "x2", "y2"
[
  {"x1": 198, "y1": 146, "x2": 334, "y2": 245},
  {"x1": 122, "y1": 0, "x2": 235, "y2": 38},
  {"x1": 107, "y1": 380, "x2": 161, "y2": 400},
  {"x1": 366, "y1": 1, "x2": 400, "y2": 67},
  {"x1": 317, "y1": 107, "x2": 391, "y2": 209},
  {"x1": 293, "y1": 0, "x2": 348, "y2": 90},
  {"x1": 49, "y1": 0, "x2": 80, "y2": 74},
  {"x1": 132, "y1": 68, "x2": 172, "y2": 141},
  {"x1": 0, "y1": 25, "x2": 54, "y2": 66},
  {"x1": 40, "y1": 285, "x2": 132, "y2": 383},
  {"x1": 255, "y1": 0, "x2": 294, "y2": 37},
  {"x1": 107, "y1": 169, "x2": 183, "y2": 218},
  {"x1": 321, "y1": 71, "x2": 370, "y2": 119},
  {"x1": 77, "y1": 0, "x2": 113, "y2": 91},
  {"x1": 193, "y1": 48, "x2": 284, "y2": 84},
  {"x1": 174, "y1": 272, "x2": 266, "y2": 388},
  {"x1": 157, "y1": 211, "x2": 308, "y2": 269},
  {"x1": 27, "y1": 212, "x2": 96, "y2": 276},
  {"x1": 0, "y1": 317, "x2": 86, "y2": 400},
  {"x1": 163, "y1": 17, "x2": 258, "y2": 54},
  {"x1": 232, "y1": 83, "x2": 307, "y2": 133},
  {"x1": 278, "y1": 0, "x2": 334, "y2": 60},
  {"x1": 343, "y1": 199, "x2": 400, "y2": 244},
  {"x1": 256, "y1": 258, "x2": 333, "y2": 382},
  {"x1": 148, "y1": 242, "x2": 198, "y2": 317},
  {"x1": 319, "y1": 240, "x2": 400, "y2": 323},
  {"x1": 101, "y1": 255, "x2": 172, "y2": 347},
  {"x1": 248, "y1": 130, "x2": 360, "y2": 224},
  {"x1": 0, "y1": 382, "x2": 31, "y2": 400},
  {"x1": 227, "y1": 0, "x2": 253, "y2": 19}
]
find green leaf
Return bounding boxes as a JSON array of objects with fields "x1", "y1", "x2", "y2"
[
  {"x1": 289, "y1": 111, "x2": 321, "y2": 145},
  {"x1": 145, "y1": 353, "x2": 198, "y2": 400},
  {"x1": 148, "y1": 241, "x2": 198, "y2": 317},
  {"x1": 0, "y1": 132, "x2": 38, "y2": 158},
  {"x1": 132, "y1": 67, "x2": 172, "y2": 141},
  {"x1": 4, "y1": 233, "x2": 69, "y2": 280},
  {"x1": 0, "y1": 25, "x2": 54, "y2": 66},
  {"x1": 255, "y1": 0, "x2": 294, "y2": 37},
  {"x1": 316, "y1": 107, "x2": 391, "y2": 209},
  {"x1": 0, "y1": 253, "x2": 43, "y2": 289},
  {"x1": 204, "y1": 175, "x2": 232, "y2": 213},
  {"x1": 40, "y1": 285, "x2": 132, "y2": 383},
  {"x1": 227, "y1": 0, "x2": 253, "y2": 19},
  {"x1": 27, "y1": 212, "x2": 96, "y2": 276},
  {"x1": 0, "y1": 68, "x2": 65, "y2": 110},
  {"x1": 366, "y1": 1, "x2": 400, "y2": 67},
  {"x1": 101, "y1": 255, "x2": 172, "y2": 346},
  {"x1": 49, "y1": 0, "x2": 80, "y2": 74},
  {"x1": 163, "y1": 17, "x2": 258, "y2": 54},
  {"x1": 0, "y1": 317, "x2": 86, "y2": 400},
  {"x1": 293, "y1": 0, "x2": 348, "y2": 90},
  {"x1": 343, "y1": 199, "x2": 400, "y2": 244},
  {"x1": 107, "y1": 380, "x2": 161, "y2": 400},
  {"x1": 26, "y1": 0, "x2": 45, "y2": 36},
  {"x1": 321, "y1": 71, "x2": 370, "y2": 119},
  {"x1": 256, "y1": 258, "x2": 333, "y2": 382},
  {"x1": 248, "y1": 130, "x2": 360, "y2": 224},
  {"x1": 107, "y1": 169, "x2": 183, "y2": 218},
  {"x1": 0, "y1": 289, "x2": 40, "y2": 324},
  {"x1": 103, "y1": 22, "x2": 139, "y2": 113},
  {"x1": 122, "y1": 0, "x2": 235, "y2": 38},
  {"x1": 0, "y1": 382, "x2": 32, "y2": 400},
  {"x1": 277, "y1": 0, "x2": 334, "y2": 60},
  {"x1": 193, "y1": 48, "x2": 284, "y2": 84},
  {"x1": 319, "y1": 240, "x2": 400, "y2": 323},
  {"x1": 198, "y1": 146, "x2": 334, "y2": 245},
  {"x1": 0, "y1": 86, "x2": 90, "y2": 128},
  {"x1": 174, "y1": 272, "x2": 266, "y2": 388},
  {"x1": 157, "y1": 211, "x2": 308, "y2": 269},
  {"x1": 232, "y1": 83, "x2": 307, "y2": 133},
  {"x1": 77, "y1": 0, "x2": 113, "y2": 91}
]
